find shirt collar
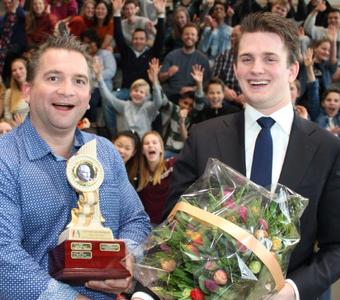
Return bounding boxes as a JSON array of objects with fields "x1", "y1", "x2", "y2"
[
  {"x1": 244, "y1": 102, "x2": 294, "y2": 135},
  {"x1": 22, "y1": 117, "x2": 89, "y2": 161}
]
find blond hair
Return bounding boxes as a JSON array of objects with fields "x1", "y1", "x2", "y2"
[
  {"x1": 130, "y1": 79, "x2": 150, "y2": 97},
  {"x1": 137, "y1": 131, "x2": 167, "y2": 191},
  {"x1": 9, "y1": 58, "x2": 27, "y2": 113}
]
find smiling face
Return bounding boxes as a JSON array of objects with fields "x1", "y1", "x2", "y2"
[
  {"x1": 234, "y1": 31, "x2": 299, "y2": 115},
  {"x1": 33, "y1": 0, "x2": 45, "y2": 16},
  {"x1": 130, "y1": 85, "x2": 148, "y2": 104},
  {"x1": 328, "y1": 11, "x2": 340, "y2": 27},
  {"x1": 26, "y1": 49, "x2": 91, "y2": 138},
  {"x1": 132, "y1": 30, "x2": 147, "y2": 52},
  {"x1": 182, "y1": 26, "x2": 199, "y2": 50},
  {"x1": 314, "y1": 41, "x2": 331, "y2": 62},
  {"x1": 123, "y1": 3, "x2": 138, "y2": 19},
  {"x1": 178, "y1": 96, "x2": 193, "y2": 111},
  {"x1": 175, "y1": 10, "x2": 188, "y2": 28},
  {"x1": 11, "y1": 60, "x2": 27, "y2": 86},
  {"x1": 207, "y1": 83, "x2": 224, "y2": 108},
  {"x1": 84, "y1": 1, "x2": 95, "y2": 18},
  {"x1": 322, "y1": 91, "x2": 340, "y2": 117},
  {"x1": 95, "y1": 2, "x2": 108, "y2": 21},
  {"x1": 271, "y1": 3, "x2": 288, "y2": 17},
  {"x1": 142, "y1": 133, "x2": 163, "y2": 165},
  {"x1": 114, "y1": 135, "x2": 136, "y2": 163}
]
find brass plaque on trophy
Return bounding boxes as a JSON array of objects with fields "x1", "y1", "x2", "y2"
[{"x1": 48, "y1": 140, "x2": 130, "y2": 284}]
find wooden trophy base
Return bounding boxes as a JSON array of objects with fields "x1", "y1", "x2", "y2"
[{"x1": 48, "y1": 239, "x2": 131, "y2": 284}]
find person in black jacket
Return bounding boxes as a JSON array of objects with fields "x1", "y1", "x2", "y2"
[
  {"x1": 191, "y1": 77, "x2": 241, "y2": 125},
  {"x1": 112, "y1": 0, "x2": 166, "y2": 100}
]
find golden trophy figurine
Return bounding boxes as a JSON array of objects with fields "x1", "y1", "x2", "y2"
[{"x1": 48, "y1": 140, "x2": 130, "y2": 284}]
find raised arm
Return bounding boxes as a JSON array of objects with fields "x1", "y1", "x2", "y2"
[
  {"x1": 93, "y1": 58, "x2": 125, "y2": 114},
  {"x1": 148, "y1": 58, "x2": 167, "y2": 109},
  {"x1": 112, "y1": 0, "x2": 130, "y2": 54}
]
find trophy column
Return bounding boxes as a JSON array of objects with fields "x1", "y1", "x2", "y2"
[{"x1": 48, "y1": 140, "x2": 130, "y2": 284}]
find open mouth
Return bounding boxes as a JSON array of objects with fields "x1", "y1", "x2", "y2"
[
  {"x1": 248, "y1": 80, "x2": 270, "y2": 89},
  {"x1": 52, "y1": 103, "x2": 75, "y2": 111}
]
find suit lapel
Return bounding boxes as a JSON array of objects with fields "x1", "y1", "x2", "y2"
[
  {"x1": 279, "y1": 116, "x2": 319, "y2": 190},
  {"x1": 215, "y1": 112, "x2": 247, "y2": 176}
]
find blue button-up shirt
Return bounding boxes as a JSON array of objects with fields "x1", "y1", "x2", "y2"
[{"x1": 0, "y1": 118, "x2": 151, "y2": 300}]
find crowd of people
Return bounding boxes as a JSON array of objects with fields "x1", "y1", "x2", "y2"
[{"x1": 0, "y1": 0, "x2": 339, "y2": 300}]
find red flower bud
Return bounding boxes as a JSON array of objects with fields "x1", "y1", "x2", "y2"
[{"x1": 190, "y1": 288, "x2": 205, "y2": 300}]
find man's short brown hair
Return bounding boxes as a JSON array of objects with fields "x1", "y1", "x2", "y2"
[{"x1": 234, "y1": 12, "x2": 300, "y2": 66}]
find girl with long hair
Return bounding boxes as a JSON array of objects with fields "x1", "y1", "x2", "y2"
[
  {"x1": 68, "y1": 0, "x2": 96, "y2": 37},
  {"x1": 137, "y1": 131, "x2": 175, "y2": 225},
  {"x1": 113, "y1": 130, "x2": 141, "y2": 188},
  {"x1": 25, "y1": 0, "x2": 57, "y2": 47},
  {"x1": 93, "y1": 0, "x2": 114, "y2": 50},
  {"x1": 3, "y1": 58, "x2": 29, "y2": 127}
]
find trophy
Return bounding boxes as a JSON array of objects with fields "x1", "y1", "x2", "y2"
[{"x1": 49, "y1": 140, "x2": 130, "y2": 284}]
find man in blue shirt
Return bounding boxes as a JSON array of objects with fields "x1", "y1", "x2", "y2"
[{"x1": 0, "y1": 35, "x2": 151, "y2": 300}]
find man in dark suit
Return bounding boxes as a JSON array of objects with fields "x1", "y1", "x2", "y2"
[{"x1": 164, "y1": 12, "x2": 340, "y2": 300}]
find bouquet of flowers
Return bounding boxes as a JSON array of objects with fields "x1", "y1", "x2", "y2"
[{"x1": 133, "y1": 159, "x2": 308, "y2": 299}]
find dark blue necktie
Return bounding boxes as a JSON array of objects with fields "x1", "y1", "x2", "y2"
[{"x1": 250, "y1": 117, "x2": 275, "y2": 188}]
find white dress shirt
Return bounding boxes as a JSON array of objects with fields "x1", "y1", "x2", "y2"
[{"x1": 244, "y1": 102, "x2": 300, "y2": 300}]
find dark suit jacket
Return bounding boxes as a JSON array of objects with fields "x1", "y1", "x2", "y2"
[{"x1": 165, "y1": 111, "x2": 340, "y2": 300}]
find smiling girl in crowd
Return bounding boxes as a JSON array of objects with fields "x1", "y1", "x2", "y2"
[
  {"x1": 113, "y1": 130, "x2": 141, "y2": 188},
  {"x1": 3, "y1": 58, "x2": 29, "y2": 127},
  {"x1": 137, "y1": 131, "x2": 175, "y2": 225},
  {"x1": 94, "y1": 58, "x2": 166, "y2": 138},
  {"x1": 25, "y1": 0, "x2": 57, "y2": 48}
]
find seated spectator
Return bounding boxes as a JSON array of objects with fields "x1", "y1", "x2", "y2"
[
  {"x1": 25, "y1": 0, "x2": 57, "y2": 48},
  {"x1": 48, "y1": 0, "x2": 78, "y2": 22},
  {"x1": 0, "y1": 0, "x2": 27, "y2": 86},
  {"x1": 113, "y1": 130, "x2": 141, "y2": 188},
  {"x1": 159, "y1": 23, "x2": 210, "y2": 103},
  {"x1": 304, "y1": 47, "x2": 340, "y2": 136},
  {"x1": 306, "y1": 0, "x2": 334, "y2": 28},
  {"x1": 231, "y1": 0, "x2": 263, "y2": 26},
  {"x1": 3, "y1": 58, "x2": 29, "y2": 127},
  {"x1": 161, "y1": 64, "x2": 205, "y2": 158},
  {"x1": 299, "y1": 33, "x2": 338, "y2": 104},
  {"x1": 81, "y1": 28, "x2": 117, "y2": 129},
  {"x1": 304, "y1": 5, "x2": 340, "y2": 64},
  {"x1": 95, "y1": 58, "x2": 166, "y2": 138},
  {"x1": 68, "y1": 0, "x2": 95, "y2": 37},
  {"x1": 121, "y1": 0, "x2": 156, "y2": 47},
  {"x1": 290, "y1": 79, "x2": 309, "y2": 119},
  {"x1": 139, "y1": 0, "x2": 158, "y2": 24},
  {"x1": 137, "y1": 130, "x2": 175, "y2": 225},
  {"x1": 112, "y1": 0, "x2": 166, "y2": 100},
  {"x1": 174, "y1": 0, "x2": 200, "y2": 20},
  {"x1": 314, "y1": 88, "x2": 340, "y2": 136},
  {"x1": 266, "y1": 0, "x2": 291, "y2": 18},
  {"x1": 212, "y1": 25, "x2": 244, "y2": 106},
  {"x1": 93, "y1": 0, "x2": 114, "y2": 50},
  {"x1": 192, "y1": 77, "x2": 241, "y2": 124},
  {"x1": 198, "y1": 0, "x2": 233, "y2": 64},
  {"x1": 163, "y1": 6, "x2": 190, "y2": 57}
]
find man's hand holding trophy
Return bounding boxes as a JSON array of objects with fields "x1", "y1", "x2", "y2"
[{"x1": 49, "y1": 140, "x2": 131, "y2": 284}]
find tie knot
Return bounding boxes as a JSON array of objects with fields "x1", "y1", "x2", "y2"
[{"x1": 257, "y1": 117, "x2": 275, "y2": 129}]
